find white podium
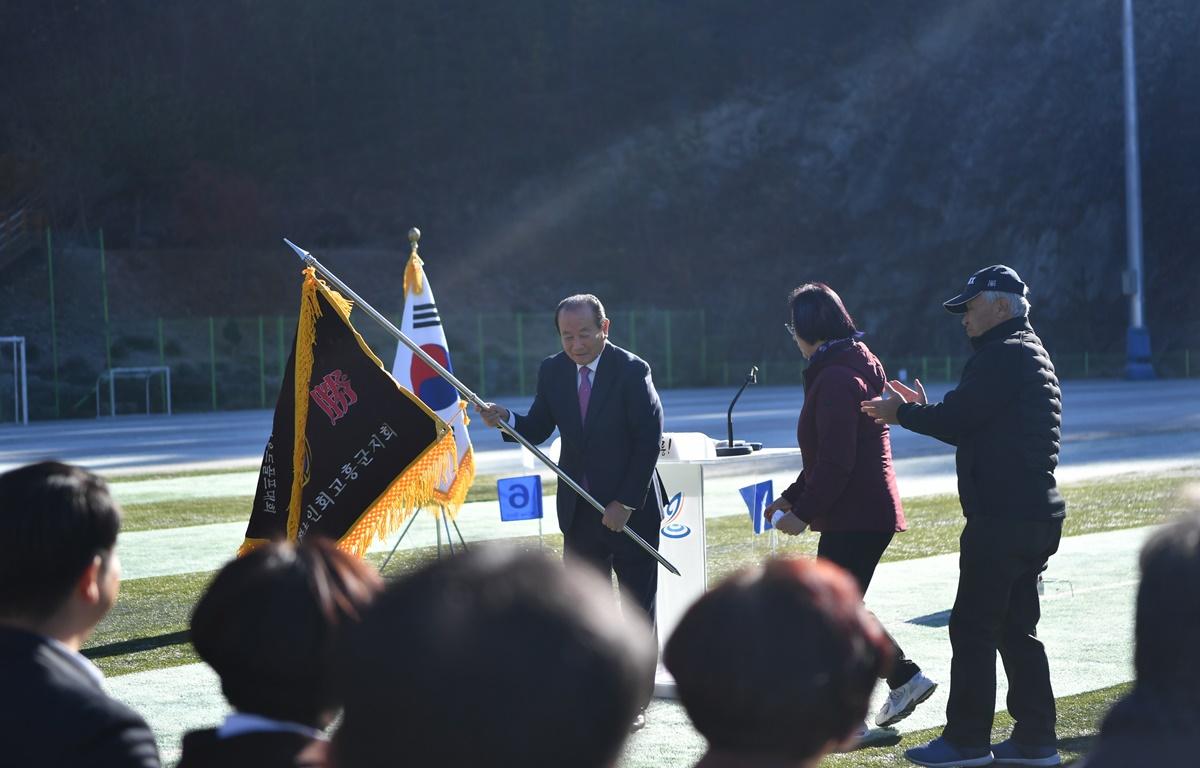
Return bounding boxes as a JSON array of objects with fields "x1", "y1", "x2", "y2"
[{"x1": 653, "y1": 433, "x2": 802, "y2": 697}]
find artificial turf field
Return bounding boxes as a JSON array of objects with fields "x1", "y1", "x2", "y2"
[{"x1": 89, "y1": 467, "x2": 1198, "y2": 765}]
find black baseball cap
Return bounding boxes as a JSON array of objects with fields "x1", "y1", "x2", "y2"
[{"x1": 943, "y1": 265, "x2": 1027, "y2": 314}]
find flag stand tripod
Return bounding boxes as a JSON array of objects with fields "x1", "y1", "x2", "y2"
[
  {"x1": 440, "y1": 505, "x2": 459, "y2": 556},
  {"x1": 378, "y1": 504, "x2": 470, "y2": 576}
]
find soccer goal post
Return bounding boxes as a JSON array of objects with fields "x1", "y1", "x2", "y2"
[
  {"x1": 95, "y1": 366, "x2": 173, "y2": 418},
  {"x1": 0, "y1": 336, "x2": 29, "y2": 425}
]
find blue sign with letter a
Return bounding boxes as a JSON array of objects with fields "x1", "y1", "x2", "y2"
[
  {"x1": 739, "y1": 480, "x2": 774, "y2": 534},
  {"x1": 497, "y1": 475, "x2": 543, "y2": 521}
]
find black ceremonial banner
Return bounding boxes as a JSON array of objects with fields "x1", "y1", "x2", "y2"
[{"x1": 241, "y1": 268, "x2": 454, "y2": 557}]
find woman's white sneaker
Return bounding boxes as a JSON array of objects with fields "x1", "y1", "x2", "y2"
[{"x1": 875, "y1": 671, "x2": 938, "y2": 727}]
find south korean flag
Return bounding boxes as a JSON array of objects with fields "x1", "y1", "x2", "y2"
[{"x1": 391, "y1": 244, "x2": 476, "y2": 516}]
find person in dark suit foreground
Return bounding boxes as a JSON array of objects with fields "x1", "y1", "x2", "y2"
[
  {"x1": 476, "y1": 293, "x2": 664, "y2": 728},
  {"x1": 1080, "y1": 501, "x2": 1200, "y2": 767},
  {"x1": 0, "y1": 460, "x2": 161, "y2": 768},
  {"x1": 665, "y1": 557, "x2": 892, "y2": 768},
  {"x1": 333, "y1": 548, "x2": 656, "y2": 768},
  {"x1": 177, "y1": 537, "x2": 382, "y2": 768}
]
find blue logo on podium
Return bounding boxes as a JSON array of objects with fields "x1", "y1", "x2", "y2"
[{"x1": 660, "y1": 492, "x2": 690, "y2": 539}]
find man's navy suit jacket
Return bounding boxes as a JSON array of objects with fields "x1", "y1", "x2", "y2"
[
  {"x1": 0, "y1": 625, "x2": 161, "y2": 768},
  {"x1": 505, "y1": 342, "x2": 664, "y2": 535}
]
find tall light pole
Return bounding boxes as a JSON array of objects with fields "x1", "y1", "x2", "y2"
[{"x1": 1122, "y1": 0, "x2": 1154, "y2": 379}]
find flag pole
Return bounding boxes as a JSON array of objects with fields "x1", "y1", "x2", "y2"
[{"x1": 284, "y1": 237, "x2": 680, "y2": 576}]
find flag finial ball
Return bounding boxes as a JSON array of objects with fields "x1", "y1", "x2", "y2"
[{"x1": 408, "y1": 227, "x2": 421, "y2": 245}]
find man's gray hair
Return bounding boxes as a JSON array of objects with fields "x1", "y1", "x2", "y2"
[
  {"x1": 981, "y1": 290, "x2": 1031, "y2": 318},
  {"x1": 555, "y1": 294, "x2": 607, "y2": 331}
]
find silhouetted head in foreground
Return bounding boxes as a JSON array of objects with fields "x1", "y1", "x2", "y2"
[
  {"x1": 191, "y1": 537, "x2": 382, "y2": 728},
  {"x1": 1135, "y1": 504, "x2": 1200, "y2": 699},
  {"x1": 0, "y1": 461, "x2": 123, "y2": 645},
  {"x1": 334, "y1": 547, "x2": 656, "y2": 768},
  {"x1": 666, "y1": 557, "x2": 892, "y2": 767}
]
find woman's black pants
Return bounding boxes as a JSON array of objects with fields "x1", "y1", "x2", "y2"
[{"x1": 817, "y1": 530, "x2": 922, "y2": 690}]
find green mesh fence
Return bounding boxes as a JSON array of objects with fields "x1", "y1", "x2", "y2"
[{"x1": 3, "y1": 303, "x2": 1197, "y2": 422}]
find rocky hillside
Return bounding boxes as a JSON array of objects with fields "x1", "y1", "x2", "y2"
[{"x1": 1, "y1": 0, "x2": 1197, "y2": 415}]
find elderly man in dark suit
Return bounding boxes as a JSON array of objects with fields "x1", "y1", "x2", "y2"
[
  {"x1": 478, "y1": 294, "x2": 664, "y2": 728},
  {"x1": 0, "y1": 461, "x2": 161, "y2": 768}
]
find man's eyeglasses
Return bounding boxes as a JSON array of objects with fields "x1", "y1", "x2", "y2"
[{"x1": 784, "y1": 322, "x2": 796, "y2": 338}]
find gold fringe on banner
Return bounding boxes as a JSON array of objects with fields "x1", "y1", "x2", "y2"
[
  {"x1": 287, "y1": 268, "x2": 323, "y2": 542},
  {"x1": 432, "y1": 446, "x2": 475, "y2": 521},
  {"x1": 336, "y1": 428, "x2": 457, "y2": 558},
  {"x1": 237, "y1": 541, "x2": 265, "y2": 556}
]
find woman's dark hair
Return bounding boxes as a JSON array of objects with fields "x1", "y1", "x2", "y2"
[
  {"x1": 788, "y1": 283, "x2": 858, "y2": 344},
  {"x1": 665, "y1": 558, "x2": 891, "y2": 761},
  {"x1": 190, "y1": 537, "x2": 382, "y2": 727}
]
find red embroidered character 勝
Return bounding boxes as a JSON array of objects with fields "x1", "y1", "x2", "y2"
[{"x1": 310, "y1": 369, "x2": 358, "y2": 425}]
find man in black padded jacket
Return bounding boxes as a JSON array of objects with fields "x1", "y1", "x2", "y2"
[{"x1": 863, "y1": 265, "x2": 1066, "y2": 768}]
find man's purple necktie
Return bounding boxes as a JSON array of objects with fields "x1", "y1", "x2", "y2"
[
  {"x1": 578, "y1": 366, "x2": 592, "y2": 425},
  {"x1": 578, "y1": 367, "x2": 592, "y2": 492}
]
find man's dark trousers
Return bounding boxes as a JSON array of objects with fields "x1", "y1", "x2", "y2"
[
  {"x1": 943, "y1": 515, "x2": 1063, "y2": 748},
  {"x1": 567, "y1": 497, "x2": 659, "y2": 622},
  {"x1": 568, "y1": 496, "x2": 659, "y2": 707}
]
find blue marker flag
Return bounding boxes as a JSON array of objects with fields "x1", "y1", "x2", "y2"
[
  {"x1": 497, "y1": 475, "x2": 543, "y2": 521},
  {"x1": 739, "y1": 480, "x2": 774, "y2": 535}
]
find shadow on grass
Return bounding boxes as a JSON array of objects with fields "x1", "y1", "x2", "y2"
[
  {"x1": 907, "y1": 609, "x2": 952, "y2": 627},
  {"x1": 83, "y1": 630, "x2": 191, "y2": 659},
  {"x1": 852, "y1": 729, "x2": 903, "y2": 750},
  {"x1": 1060, "y1": 733, "x2": 1099, "y2": 765}
]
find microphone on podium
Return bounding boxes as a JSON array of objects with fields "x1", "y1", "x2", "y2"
[{"x1": 715, "y1": 365, "x2": 763, "y2": 457}]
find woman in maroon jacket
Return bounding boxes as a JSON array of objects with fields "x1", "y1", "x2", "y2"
[{"x1": 764, "y1": 282, "x2": 937, "y2": 738}]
